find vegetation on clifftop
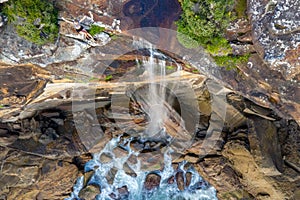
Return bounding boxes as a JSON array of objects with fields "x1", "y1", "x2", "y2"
[
  {"x1": 176, "y1": 0, "x2": 234, "y2": 50},
  {"x1": 176, "y1": 0, "x2": 249, "y2": 69},
  {"x1": 2, "y1": 0, "x2": 59, "y2": 45}
]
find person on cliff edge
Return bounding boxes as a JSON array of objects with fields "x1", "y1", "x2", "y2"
[{"x1": 61, "y1": 11, "x2": 95, "y2": 41}]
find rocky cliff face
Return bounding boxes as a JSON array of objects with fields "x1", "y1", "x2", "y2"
[
  {"x1": 249, "y1": 0, "x2": 300, "y2": 80},
  {"x1": 0, "y1": 0, "x2": 299, "y2": 199},
  {"x1": 245, "y1": 0, "x2": 300, "y2": 125}
]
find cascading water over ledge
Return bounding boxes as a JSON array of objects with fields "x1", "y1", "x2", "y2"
[{"x1": 67, "y1": 38, "x2": 219, "y2": 200}]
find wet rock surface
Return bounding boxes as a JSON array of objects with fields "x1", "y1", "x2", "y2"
[
  {"x1": 144, "y1": 173, "x2": 161, "y2": 190},
  {"x1": 78, "y1": 184, "x2": 100, "y2": 200}
]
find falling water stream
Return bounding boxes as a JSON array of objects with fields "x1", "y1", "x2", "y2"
[{"x1": 67, "y1": 38, "x2": 218, "y2": 200}]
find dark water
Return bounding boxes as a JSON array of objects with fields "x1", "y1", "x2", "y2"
[{"x1": 122, "y1": 0, "x2": 181, "y2": 29}]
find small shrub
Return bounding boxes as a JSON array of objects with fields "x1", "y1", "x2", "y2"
[
  {"x1": 89, "y1": 24, "x2": 105, "y2": 36},
  {"x1": 2, "y1": 0, "x2": 59, "y2": 45},
  {"x1": 105, "y1": 74, "x2": 112, "y2": 81}
]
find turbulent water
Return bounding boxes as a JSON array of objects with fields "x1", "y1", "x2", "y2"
[
  {"x1": 67, "y1": 38, "x2": 218, "y2": 200},
  {"x1": 67, "y1": 136, "x2": 217, "y2": 200}
]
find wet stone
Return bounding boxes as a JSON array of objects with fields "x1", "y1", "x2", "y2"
[
  {"x1": 138, "y1": 151, "x2": 164, "y2": 171},
  {"x1": 167, "y1": 176, "x2": 175, "y2": 184},
  {"x1": 183, "y1": 162, "x2": 193, "y2": 171},
  {"x1": 109, "y1": 193, "x2": 117, "y2": 199},
  {"x1": 72, "y1": 153, "x2": 93, "y2": 171},
  {"x1": 175, "y1": 171, "x2": 185, "y2": 191},
  {"x1": 78, "y1": 184, "x2": 100, "y2": 200},
  {"x1": 84, "y1": 171, "x2": 95, "y2": 186},
  {"x1": 123, "y1": 162, "x2": 137, "y2": 177},
  {"x1": 99, "y1": 152, "x2": 113, "y2": 163},
  {"x1": 127, "y1": 154, "x2": 138, "y2": 165},
  {"x1": 130, "y1": 140, "x2": 144, "y2": 152},
  {"x1": 185, "y1": 172, "x2": 192, "y2": 187},
  {"x1": 117, "y1": 186, "x2": 129, "y2": 199},
  {"x1": 113, "y1": 146, "x2": 128, "y2": 158},
  {"x1": 144, "y1": 173, "x2": 161, "y2": 190},
  {"x1": 172, "y1": 163, "x2": 179, "y2": 170},
  {"x1": 106, "y1": 167, "x2": 118, "y2": 185},
  {"x1": 190, "y1": 180, "x2": 209, "y2": 190}
]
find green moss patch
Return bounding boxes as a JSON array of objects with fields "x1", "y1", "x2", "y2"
[{"x1": 214, "y1": 54, "x2": 250, "y2": 70}]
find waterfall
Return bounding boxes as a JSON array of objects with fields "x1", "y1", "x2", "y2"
[
  {"x1": 135, "y1": 39, "x2": 169, "y2": 138},
  {"x1": 66, "y1": 38, "x2": 218, "y2": 200}
]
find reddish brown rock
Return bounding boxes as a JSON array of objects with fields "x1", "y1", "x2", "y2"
[
  {"x1": 185, "y1": 172, "x2": 192, "y2": 187},
  {"x1": 144, "y1": 173, "x2": 161, "y2": 190},
  {"x1": 6, "y1": 161, "x2": 79, "y2": 199},
  {"x1": 175, "y1": 171, "x2": 185, "y2": 191}
]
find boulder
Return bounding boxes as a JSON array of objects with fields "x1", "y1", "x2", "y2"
[
  {"x1": 144, "y1": 173, "x2": 161, "y2": 190},
  {"x1": 78, "y1": 185, "x2": 101, "y2": 200}
]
